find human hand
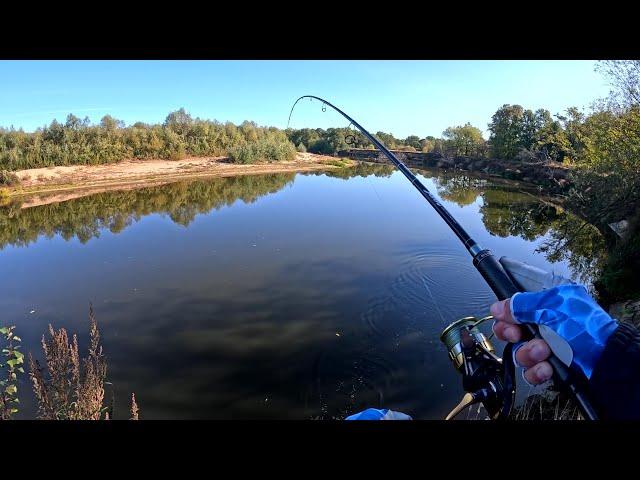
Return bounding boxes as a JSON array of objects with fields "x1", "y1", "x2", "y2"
[{"x1": 490, "y1": 285, "x2": 619, "y2": 383}]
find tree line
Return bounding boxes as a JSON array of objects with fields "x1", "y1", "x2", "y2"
[
  {"x1": 0, "y1": 106, "x2": 605, "y2": 172},
  {"x1": 283, "y1": 107, "x2": 602, "y2": 164},
  {"x1": 284, "y1": 125, "x2": 489, "y2": 157},
  {"x1": 0, "y1": 84, "x2": 628, "y2": 175},
  {"x1": 0, "y1": 109, "x2": 296, "y2": 171}
]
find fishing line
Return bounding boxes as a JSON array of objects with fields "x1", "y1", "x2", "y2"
[
  {"x1": 367, "y1": 177, "x2": 383, "y2": 203},
  {"x1": 421, "y1": 275, "x2": 446, "y2": 324}
]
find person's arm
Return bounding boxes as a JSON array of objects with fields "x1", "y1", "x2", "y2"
[{"x1": 583, "y1": 322, "x2": 640, "y2": 420}]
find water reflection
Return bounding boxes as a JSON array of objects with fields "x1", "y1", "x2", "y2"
[
  {"x1": 0, "y1": 173, "x2": 296, "y2": 248},
  {"x1": 426, "y1": 169, "x2": 606, "y2": 284},
  {"x1": 0, "y1": 164, "x2": 606, "y2": 419},
  {"x1": 0, "y1": 163, "x2": 396, "y2": 250}
]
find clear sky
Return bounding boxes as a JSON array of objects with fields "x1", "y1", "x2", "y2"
[{"x1": 0, "y1": 60, "x2": 611, "y2": 138}]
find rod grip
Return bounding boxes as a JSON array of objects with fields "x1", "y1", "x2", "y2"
[{"x1": 472, "y1": 249, "x2": 519, "y2": 301}]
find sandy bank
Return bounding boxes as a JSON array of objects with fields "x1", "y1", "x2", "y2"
[{"x1": 8, "y1": 153, "x2": 350, "y2": 207}]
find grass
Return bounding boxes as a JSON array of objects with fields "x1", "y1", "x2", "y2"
[
  {"x1": 509, "y1": 389, "x2": 581, "y2": 420},
  {"x1": 0, "y1": 305, "x2": 140, "y2": 420},
  {"x1": 324, "y1": 158, "x2": 352, "y2": 168}
]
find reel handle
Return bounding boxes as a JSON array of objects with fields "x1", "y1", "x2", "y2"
[
  {"x1": 472, "y1": 249, "x2": 599, "y2": 421},
  {"x1": 445, "y1": 393, "x2": 476, "y2": 420}
]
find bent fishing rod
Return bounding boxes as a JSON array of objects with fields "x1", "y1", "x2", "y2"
[{"x1": 289, "y1": 95, "x2": 599, "y2": 420}]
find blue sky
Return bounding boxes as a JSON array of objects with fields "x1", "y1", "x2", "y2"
[{"x1": 0, "y1": 61, "x2": 611, "y2": 138}]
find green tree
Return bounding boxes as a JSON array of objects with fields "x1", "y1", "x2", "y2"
[
  {"x1": 374, "y1": 131, "x2": 399, "y2": 149},
  {"x1": 163, "y1": 108, "x2": 193, "y2": 135},
  {"x1": 488, "y1": 104, "x2": 526, "y2": 159},
  {"x1": 404, "y1": 135, "x2": 422, "y2": 150},
  {"x1": 533, "y1": 111, "x2": 571, "y2": 162},
  {"x1": 442, "y1": 123, "x2": 485, "y2": 156},
  {"x1": 596, "y1": 60, "x2": 640, "y2": 110},
  {"x1": 100, "y1": 115, "x2": 125, "y2": 131}
]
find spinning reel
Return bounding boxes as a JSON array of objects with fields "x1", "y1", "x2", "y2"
[{"x1": 440, "y1": 316, "x2": 516, "y2": 420}]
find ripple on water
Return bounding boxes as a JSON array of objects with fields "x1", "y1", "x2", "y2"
[{"x1": 328, "y1": 244, "x2": 496, "y2": 417}]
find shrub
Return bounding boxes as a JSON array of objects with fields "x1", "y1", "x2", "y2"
[
  {"x1": 594, "y1": 214, "x2": 640, "y2": 305},
  {"x1": 0, "y1": 110, "x2": 295, "y2": 170},
  {"x1": 0, "y1": 170, "x2": 19, "y2": 186},
  {"x1": 169, "y1": 144, "x2": 187, "y2": 161},
  {"x1": 228, "y1": 143, "x2": 255, "y2": 164},
  {"x1": 228, "y1": 133, "x2": 296, "y2": 164}
]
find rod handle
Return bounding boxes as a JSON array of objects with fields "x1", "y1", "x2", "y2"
[{"x1": 472, "y1": 249, "x2": 519, "y2": 300}]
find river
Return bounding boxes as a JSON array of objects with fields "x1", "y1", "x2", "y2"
[{"x1": 0, "y1": 164, "x2": 605, "y2": 419}]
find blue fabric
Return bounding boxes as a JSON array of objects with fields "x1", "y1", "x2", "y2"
[
  {"x1": 345, "y1": 408, "x2": 389, "y2": 420},
  {"x1": 345, "y1": 408, "x2": 413, "y2": 420},
  {"x1": 511, "y1": 285, "x2": 619, "y2": 379}
]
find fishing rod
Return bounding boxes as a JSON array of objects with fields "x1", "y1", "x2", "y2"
[{"x1": 288, "y1": 95, "x2": 599, "y2": 420}]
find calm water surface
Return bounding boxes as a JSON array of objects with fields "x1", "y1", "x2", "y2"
[{"x1": 0, "y1": 165, "x2": 603, "y2": 419}]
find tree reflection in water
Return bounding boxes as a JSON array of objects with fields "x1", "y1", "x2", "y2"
[
  {"x1": 426, "y1": 168, "x2": 606, "y2": 285},
  {"x1": 0, "y1": 164, "x2": 606, "y2": 285}
]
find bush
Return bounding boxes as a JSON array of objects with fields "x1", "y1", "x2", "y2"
[
  {"x1": 595, "y1": 214, "x2": 640, "y2": 305},
  {"x1": 0, "y1": 110, "x2": 295, "y2": 170},
  {"x1": 168, "y1": 144, "x2": 187, "y2": 161},
  {"x1": 228, "y1": 143, "x2": 255, "y2": 164},
  {"x1": 228, "y1": 133, "x2": 296, "y2": 164},
  {"x1": 0, "y1": 170, "x2": 19, "y2": 186},
  {"x1": 515, "y1": 148, "x2": 538, "y2": 163},
  {"x1": 296, "y1": 142, "x2": 307, "y2": 153}
]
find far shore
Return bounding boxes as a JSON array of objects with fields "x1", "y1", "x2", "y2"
[{"x1": 6, "y1": 153, "x2": 352, "y2": 208}]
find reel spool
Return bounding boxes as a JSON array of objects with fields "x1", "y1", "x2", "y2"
[{"x1": 440, "y1": 315, "x2": 515, "y2": 420}]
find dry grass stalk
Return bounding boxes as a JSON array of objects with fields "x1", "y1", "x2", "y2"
[
  {"x1": 28, "y1": 304, "x2": 108, "y2": 420},
  {"x1": 510, "y1": 388, "x2": 581, "y2": 420},
  {"x1": 130, "y1": 393, "x2": 139, "y2": 420}
]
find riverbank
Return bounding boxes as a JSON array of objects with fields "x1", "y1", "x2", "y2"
[
  {"x1": 2, "y1": 153, "x2": 351, "y2": 205},
  {"x1": 339, "y1": 148, "x2": 571, "y2": 193}
]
